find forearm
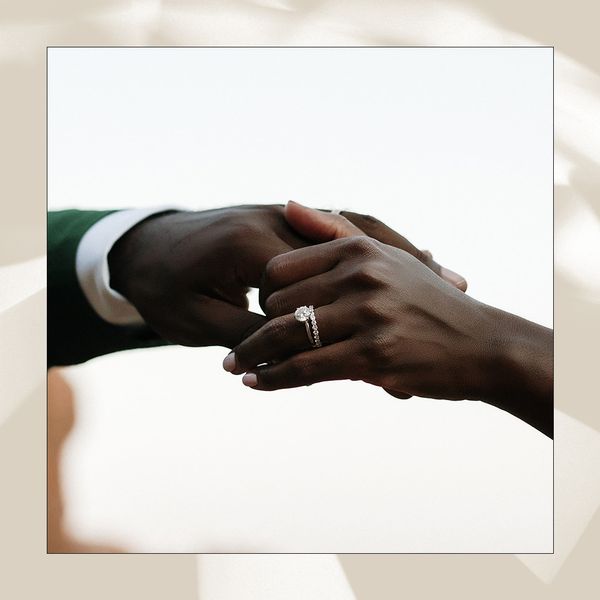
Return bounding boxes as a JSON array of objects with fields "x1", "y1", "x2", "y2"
[{"x1": 479, "y1": 305, "x2": 553, "y2": 438}]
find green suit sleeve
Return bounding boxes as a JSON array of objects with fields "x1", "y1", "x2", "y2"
[{"x1": 48, "y1": 210, "x2": 169, "y2": 367}]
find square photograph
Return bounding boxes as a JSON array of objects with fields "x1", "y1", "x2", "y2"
[{"x1": 47, "y1": 47, "x2": 553, "y2": 553}]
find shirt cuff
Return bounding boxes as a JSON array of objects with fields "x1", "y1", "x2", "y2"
[{"x1": 75, "y1": 207, "x2": 178, "y2": 326}]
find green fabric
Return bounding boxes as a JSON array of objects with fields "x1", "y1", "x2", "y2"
[{"x1": 48, "y1": 210, "x2": 169, "y2": 367}]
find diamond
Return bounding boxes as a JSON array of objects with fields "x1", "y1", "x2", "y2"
[{"x1": 294, "y1": 306, "x2": 311, "y2": 322}]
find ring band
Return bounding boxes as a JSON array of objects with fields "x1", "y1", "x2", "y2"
[
  {"x1": 294, "y1": 305, "x2": 321, "y2": 348},
  {"x1": 308, "y1": 306, "x2": 322, "y2": 348}
]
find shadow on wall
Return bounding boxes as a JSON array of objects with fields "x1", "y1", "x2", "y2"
[{"x1": 47, "y1": 369, "x2": 123, "y2": 552}]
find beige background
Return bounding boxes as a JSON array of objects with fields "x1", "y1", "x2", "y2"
[{"x1": 2, "y1": 0, "x2": 599, "y2": 598}]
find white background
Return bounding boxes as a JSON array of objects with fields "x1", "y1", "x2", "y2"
[{"x1": 48, "y1": 47, "x2": 553, "y2": 552}]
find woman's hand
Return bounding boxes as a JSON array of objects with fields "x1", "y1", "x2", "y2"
[
  {"x1": 224, "y1": 236, "x2": 553, "y2": 437},
  {"x1": 226, "y1": 236, "x2": 485, "y2": 396}
]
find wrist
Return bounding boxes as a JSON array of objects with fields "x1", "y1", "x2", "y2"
[
  {"x1": 108, "y1": 211, "x2": 178, "y2": 302},
  {"x1": 107, "y1": 222, "x2": 143, "y2": 301}
]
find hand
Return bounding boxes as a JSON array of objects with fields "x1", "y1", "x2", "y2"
[
  {"x1": 108, "y1": 205, "x2": 302, "y2": 348},
  {"x1": 279, "y1": 201, "x2": 468, "y2": 399},
  {"x1": 108, "y1": 203, "x2": 467, "y2": 350},
  {"x1": 225, "y1": 236, "x2": 553, "y2": 436}
]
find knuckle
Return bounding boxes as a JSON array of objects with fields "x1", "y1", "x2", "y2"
[
  {"x1": 223, "y1": 220, "x2": 255, "y2": 246},
  {"x1": 264, "y1": 255, "x2": 285, "y2": 284},
  {"x1": 355, "y1": 338, "x2": 391, "y2": 381},
  {"x1": 346, "y1": 236, "x2": 380, "y2": 256},
  {"x1": 264, "y1": 291, "x2": 286, "y2": 317},
  {"x1": 371, "y1": 334, "x2": 396, "y2": 368},
  {"x1": 351, "y1": 235, "x2": 377, "y2": 256},
  {"x1": 357, "y1": 298, "x2": 384, "y2": 322},
  {"x1": 349, "y1": 261, "x2": 385, "y2": 289}
]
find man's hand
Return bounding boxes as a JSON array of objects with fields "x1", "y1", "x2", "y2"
[{"x1": 108, "y1": 205, "x2": 300, "y2": 348}]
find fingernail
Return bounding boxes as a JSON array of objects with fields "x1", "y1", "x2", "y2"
[
  {"x1": 242, "y1": 373, "x2": 258, "y2": 388},
  {"x1": 441, "y1": 267, "x2": 468, "y2": 291},
  {"x1": 222, "y1": 352, "x2": 236, "y2": 372}
]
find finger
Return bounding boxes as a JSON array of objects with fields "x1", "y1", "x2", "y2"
[
  {"x1": 286, "y1": 201, "x2": 430, "y2": 269},
  {"x1": 342, "y1": 211, "x2": 467, "y2": 291},
  {"x1": 263, "y1": 271, "x2": 341, "y2": 318},
  {"x1": 235, "y1": 236, "x2": 295, "y2": 288},
  {"x1": 240, "y1": 340, "x2": 360, "y2": 391},
  {"x1": 439, "y1": 265, "x2": 468, "y2": 292},
  {"x1": 419, "y1": 248, "x2": 467, "y2": 293},
  {"x1": 225, "y1": 304, "x2": 353, "y2": 375},
  {"x1": 285, "y1": 200, "x2": 364, "y2": 239},
  {"x1": 383, "y1": 388, "x2": 413, "y2": 400},
  {"x1": 284, "y1": 202, "x2": 467, "y2": 292},
  {"x1": 342, "y1": 210, "x2": 420, "y2": 248},
  {"x1": 258, "y1": 237, "x2": 349, "y2": 307},
  {"x1": 169, "y1": 296, "x2": 266, "y2": 348}
]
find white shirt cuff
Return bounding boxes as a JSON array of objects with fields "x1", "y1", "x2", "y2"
[{"x1": 75, "y1": 207, "x2": 178, "y2": 326}]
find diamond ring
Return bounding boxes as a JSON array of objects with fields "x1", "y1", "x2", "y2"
[{"x1": 294, "y1": 305, "x2": 322, "y2": 349}]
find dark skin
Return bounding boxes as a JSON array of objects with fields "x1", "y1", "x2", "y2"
[
  {"x1": 225, "y1": 209, "x2": 553, "y2": 438},
  {"x1": 108, "y1": 203, "x2": 466, "y2": 352}
]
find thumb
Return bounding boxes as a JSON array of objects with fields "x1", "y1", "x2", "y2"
[{"x1": 285, "y1": 200, "x2": 364, "y2": 241}]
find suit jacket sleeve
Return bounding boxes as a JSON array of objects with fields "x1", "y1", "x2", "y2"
[{"x1": 48, "y1": 209, "x2": 169, "y2": 367}]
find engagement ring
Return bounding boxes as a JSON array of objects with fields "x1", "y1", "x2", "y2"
[{"x1": 295, "y1": 305, "x2": 322, "y2": 349}]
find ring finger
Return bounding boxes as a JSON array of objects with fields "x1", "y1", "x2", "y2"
[{"x1": 224, "y1": 303, "x2": 354, "y2": 375}]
